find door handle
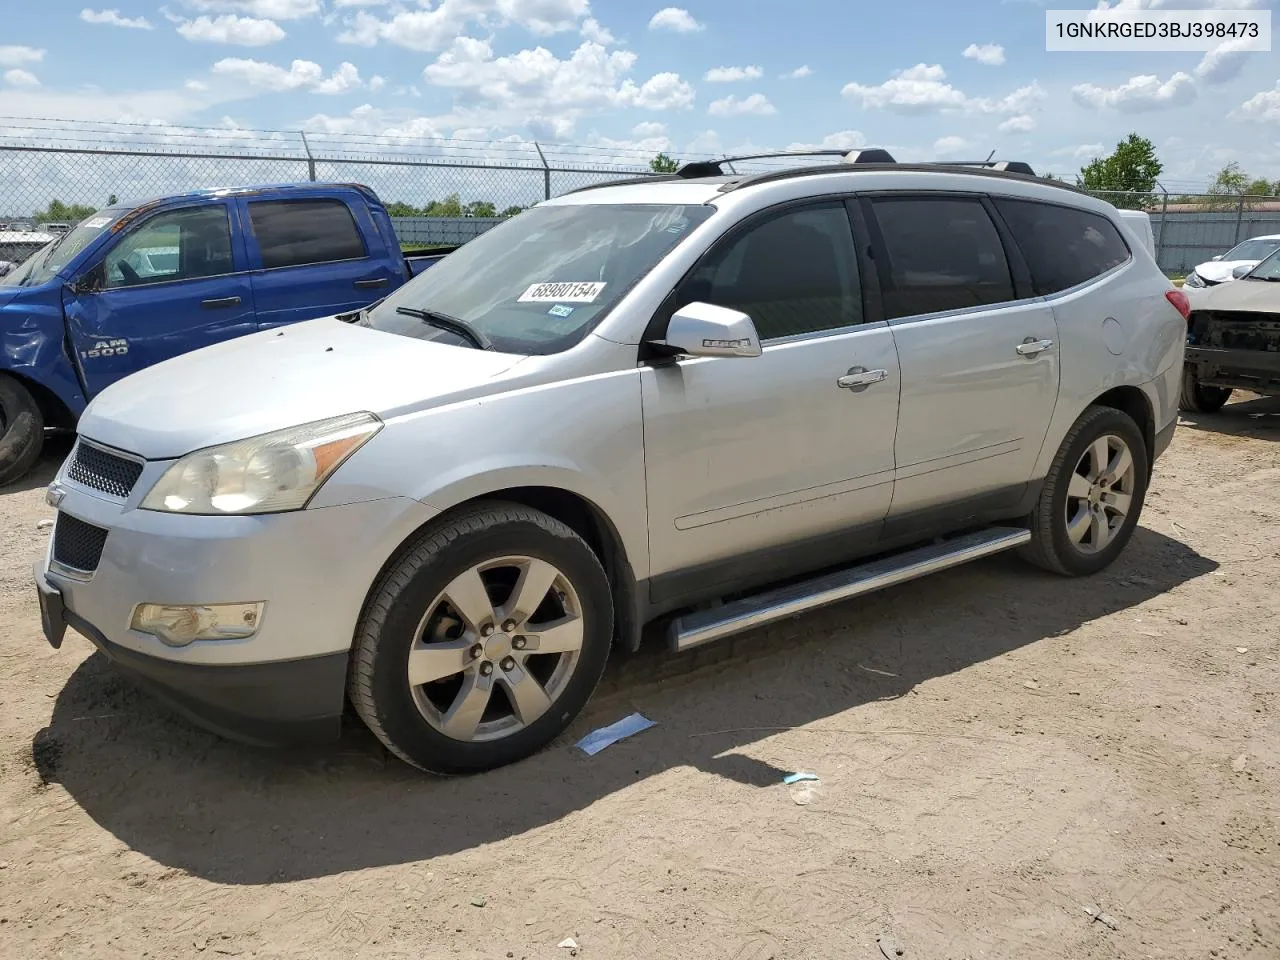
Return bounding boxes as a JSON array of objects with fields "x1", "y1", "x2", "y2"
[
  {"x1": 200, "y1": 296, "x2": 242, "y2": 309},
  {"x1": 1016, "y1": 338, "x2": 1054, "y2": 357},
  {"x1": 354, "y1": 277, "x2": 389, "y2": 289},
  {"x1": 836, "y1": 367, "x2": 888, "y2": 390}
]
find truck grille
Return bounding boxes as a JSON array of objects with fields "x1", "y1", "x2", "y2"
[
  {"x1": 67, "y1": 441, "x2": 143, "y2": 499},
  {"x1": 52, "y1": 514, "x2": 109, "y2": 573}
]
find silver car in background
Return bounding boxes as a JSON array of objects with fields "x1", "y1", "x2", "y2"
[{"x1": 35, "y1": 151, "x2": 1187, "y2": 773}]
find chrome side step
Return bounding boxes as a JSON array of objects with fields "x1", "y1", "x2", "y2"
[{"x1": 667, "y1": 526, "x2": 1031, "y2": 652}]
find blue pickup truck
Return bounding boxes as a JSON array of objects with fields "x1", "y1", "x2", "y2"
[{"x1": 0, "y1": 182, "x2": 449, "y2": 484}]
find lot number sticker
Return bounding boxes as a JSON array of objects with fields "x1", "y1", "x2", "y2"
[{"x1": 518, "y1": 281, "x2": 606, "y2": 303}]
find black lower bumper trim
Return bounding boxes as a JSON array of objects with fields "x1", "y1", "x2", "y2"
[
  {"x1": 63, "y1": 609, "x2": 347, "y2": 747},
  {"x1": 1154, "y1": 418, "x2": 1176, "y2": 460}
]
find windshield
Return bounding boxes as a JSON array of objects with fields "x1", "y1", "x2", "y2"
[
  {"x1": 1244, "y1": 247, "x2": 1280, "y2": 281},
  {"x1": 0, "y1": 208, "x2": 131, "y2": 288},
  {"x1": 1220, "y1": 237, "x2": 1280, "y2": 263},
  {"x1": 360, "y1": 202, "x2": 715, "y2": 354}
]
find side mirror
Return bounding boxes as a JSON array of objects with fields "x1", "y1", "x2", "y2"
[
  {"x1": 1232, "y1": 264, "x2": 1253, "y2": 279},
  {"x1": 660, "y1": 301, "x2": 762, "y2": 359},
  {"x1": 70, "y1": 263, "x2": 104, "y2": 295},
  {"x1": 1211, "y1": 255, "x2": 1223, "y2": 261}
]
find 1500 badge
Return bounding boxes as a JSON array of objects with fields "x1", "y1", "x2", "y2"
[{"x1": 80, "y1": 339, "x2": 129, "y2": 359}]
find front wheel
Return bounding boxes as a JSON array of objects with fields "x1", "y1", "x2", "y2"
[
  {"x1": 1021, "y1": 405, "x2": 1149, "y2": 577},
  {"x1": 1179, "y1": 368, "x2": 1231, "y2": 414},
  {"x1": 349, "y1": 502, "x2": 613, "y2": 774},
  {"x1": 0, "y1": 374, "x2": 45, "y2": 488}
]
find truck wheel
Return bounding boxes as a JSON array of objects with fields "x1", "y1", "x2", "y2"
[
  {"x1": 0, "y1": 375, "x2": 44, "y2": 488},
  {"x1": 1020, "y1": 405, "x2": 1149, "y2": 577},
  {"x1": 1179, "y1": 368, "x2": 1231, "y2": 413},
  {"x1": 349, "y1": 502, "x2": 613, "y2": 774}
]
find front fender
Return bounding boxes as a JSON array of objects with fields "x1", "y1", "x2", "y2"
[{"x1": 0, "y1": 285, "x2": 87, "y2": 419}]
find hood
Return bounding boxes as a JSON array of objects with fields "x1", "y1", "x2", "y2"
[
  {"x1": 0, "y1": 288, "x2": 22, "y2": 310},
  {"x1": 1193, "y1": 277, "x2": 1280, "y2": 312},
  {"x1": 78, "y1": 317, "x2": 526, "y2": 459},
  {"x1": 1193, "y1": 259, "x2": 1259, "y2": 284}
]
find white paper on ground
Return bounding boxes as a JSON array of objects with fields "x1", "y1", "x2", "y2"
[{"x1": 575, "y1": 712, "x2": 656, "y2": 756}]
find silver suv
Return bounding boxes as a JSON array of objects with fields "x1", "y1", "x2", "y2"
[{"x1": 35, "y1": 152, "x2": 1189, "y2": 773}]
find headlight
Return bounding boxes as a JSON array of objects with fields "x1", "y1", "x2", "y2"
[
  {"x1": 140, "y1": 412, "x2": 381, "y2": 515},
  {"x1": 1183, "y1": 272, "x2": 1204, "y2": 288}
]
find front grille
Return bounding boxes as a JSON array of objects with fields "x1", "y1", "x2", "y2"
[
  {"x1": 67, "y1": 441, "x2": 143, "y2": 499},
  {"x1": 52, "y1": 513, "x2": 109, "y2": 573}
]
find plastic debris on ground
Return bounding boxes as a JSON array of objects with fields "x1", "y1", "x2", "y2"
[
  {"x1": 575, "y1": 712, "x2": 656, "y2": 756},
  {"x1": 782, "y1": 771, "x2": 820, "y2": 785}
]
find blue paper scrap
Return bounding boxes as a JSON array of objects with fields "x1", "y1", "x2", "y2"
[
  {"x1": 576, "y1": 712, "x2": 656, "y2": 756},
  {"x1": 547, "y1": 304, "x2": 575, "y2": 318},
  {"x1": 783, "y1": 772, "x2": 820, "y2": 785}
]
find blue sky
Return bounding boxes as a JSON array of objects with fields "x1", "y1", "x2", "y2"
[{"x1": 2, "y1": 0, "x2": 1278, "y2": 188}]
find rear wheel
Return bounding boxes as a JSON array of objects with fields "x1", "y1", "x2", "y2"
[
  {"x1": 1021, "y1": 405, "x2": 1149, "y2": 577},
  {"x1": 0, "y1": 374, "x2": 44, "y2": 488},
  {"x1": 1179, "y1": 368, "x2": 1231, "y2": 413},
  {"x1": 349, "y1": 502, "x2": 613, "y2": 774}
]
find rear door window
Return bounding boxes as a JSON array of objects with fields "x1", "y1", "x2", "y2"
[
  {"x1": 868, "y1": 197, "x2": 1016, "y2": 320},
  {"x1": 248, "y1": 199, "x2": 366, "y2": 269},
  {"x1": 993, "y1": 198, "x2": 1131, "y2": 296}
]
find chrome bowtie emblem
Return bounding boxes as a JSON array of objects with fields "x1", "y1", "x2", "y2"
[{"x1": 45, "y1": 483, "x2": 66, "y2": 508}]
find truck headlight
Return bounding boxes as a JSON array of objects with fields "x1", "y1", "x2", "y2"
[{"x1": 140, "y1": 412, "x2": 381, "y2": 515}]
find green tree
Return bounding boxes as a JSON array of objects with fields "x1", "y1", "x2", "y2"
[
  {"x1": 35, "y1": 199, "x2": 98, "y2": 223},
  {"x1": 424, "y1": 193, "x2": 464, "y2": 217},
  {"x1": 465, "y1": 200, "x2": 497, "y2": 218},
  {"x1": 1077, "y1": 133, "x2": 1163, "y2": 209},
  {"x1": 649, "y1": 152, "x2": 679, "y2": 174},
  {"x1": 384, "y1": 200, "x2": 421, "y2": 217},
  {"x1": 1245, "y1": 177, "x2": 1272, "y2": 197},
  {"x1": 1199, "y1": 162, "x2": 1275, "y2": 211},
  {"x1": 499, "y1": 205, "x2": 526, "y2": 217}
]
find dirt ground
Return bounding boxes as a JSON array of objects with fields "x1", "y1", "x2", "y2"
[{"x1": 1, "y1": 398, "x2": 1278, "y2": 960}]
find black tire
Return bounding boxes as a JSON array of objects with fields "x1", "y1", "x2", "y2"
[
  {"x1": 1020, "y1": 405, "x2": 1150, "y2": 577},
  {"x1": 1179, "y1": 368, "x2": 1231, "y2": 414},
  {"x1": 0, "y1": 374, "x2": 44, "y2": 488},
  {"x1": 349, "y1": 501, "x2": 613, "y2": 774}
]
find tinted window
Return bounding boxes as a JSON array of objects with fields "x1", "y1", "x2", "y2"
[
  {"x1": 870, "y1": 197, "x2": 1015, "y2": 320},
  {"x1": 104, "y1": 205, "x2": 233, "y2": 289},
  {"x1": 994, "y1": 198, "x2": 1130, "y2": 296},
  {"x1": 248, "y1": 199, "x2": 366, "y2": 269},
  {"x1": 678, "y1": 203, "x2": 861, "y2": 340}
]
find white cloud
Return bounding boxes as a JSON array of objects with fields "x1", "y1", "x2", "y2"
[
  {"x1": 708, "y1": 93, "x2": 776, "y2": 117},
  {"x1": 80, "y1": 8, "x2": 155, "y2": 29},
  {"x1": 368, "y1": 74, "x2": 386, "y2": 91},
  {"x1": 782, "y1": 65, "x2": 812, "y2": 79},
  {"x1": 3, "y1": 69, "x2": 40, "y2": 87},
  {"x1": 210, "y1": 57, "x2": 368, "y2": 94},
  {"x1": 998, "y1": 113, "x2": 1036, "y2": 133},
  {"x1": 648, "y1": 7, "x2": 703, "y2": 33},
  {"x1": 1071, "y1": 72, "x2": 1195, "y2": 112},
  {"x1": 632, "y1": 72, "x2": 696, "y2": 110},
  {"x1": 185, "y1": 79, "x2": 209, "y2": 91},
  {"x1": 843, "y1": 63, "x2": 1043, "y2": 115},
  {"x1": 631, "y1": 121, "x2": 666, "y2": 137},
  {"x1": 580, "y1": 17, "x2": 615, "y2": 44},
  {"x1": 338, "y1": 0, "x2": 590, "y2": 50},
  {"x1": 1054, "y1": 142, "x2": 1106, "y2": 159},
  {"x1": 1233, "y1": 81, "x2": 1280, "y2": 123},
  {"x1": 176, "y1": 14, "x2": 286, "y2": 45},
  {"x1": 185, "y1": 0, "x2": 319, "y2": 19},
  {"x1": 1194, "y1": 38, "x2": 1252, "y2": 86},
  {"x1": 1093, "y1": 0, "x2": 1264, "y2": 9},
  {"x1": 332, "y1": 0, "x2": 388, "y2": 5},
  {"x1": 0, "y1": 46, "x2": 45, "y2": 67},
  {"x1": 962, "y1": 43, "x2": 1005, "y2": 66},
  {"x1": 786, "y1": 130, "x2": 866, "y2": 151},
  {"x1": 313, "y1": 61, "x2": 362, "y2": 94},
  {"x1": 933, "y1": 135, "x2": 972, "y2": 155},
  {"x1": 705, "y1": 65, "x2": 762, "y2": 83}
]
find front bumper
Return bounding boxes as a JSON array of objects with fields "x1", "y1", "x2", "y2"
[
  {"x1": 1186, "y1": 346, "x2": 1280, "y2": 394},
  {"x1": 38, "y1": 455, "x2": 441, "y2": 743}
]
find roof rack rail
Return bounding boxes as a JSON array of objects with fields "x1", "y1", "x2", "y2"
[
  {"x1": 675, "y1": 148, "x2": 896, "y2": 179},
  {"x1": 930, "y1": 159, "x2": 1037, "y2": 176}
]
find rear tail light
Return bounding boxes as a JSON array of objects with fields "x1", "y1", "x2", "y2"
[{"x1": 1165, "y1": 289, "x2": 1191, "y2": 320}]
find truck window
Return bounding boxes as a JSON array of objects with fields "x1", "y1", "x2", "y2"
[
  {"x1": 105, "y1": 206, "x2": 234, "y2": 288},
  {"x1": 993, "y1": 198, "x2": 1131, "y2": 296},
  {"x1": 248, "y1": 199, "x2": 366, "y2": 269}
]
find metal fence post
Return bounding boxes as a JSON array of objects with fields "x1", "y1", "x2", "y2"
[
  {"x1": 533, "y1": 142, "x2": 551, "y2": 200},
  {"x1": 1233, "y1": 193, "x2": 1245, "y2": 245},
  {"x1": 1155, "y1": 188, "x2": 1169, "y2": 269},
  {"x1": 299, "y1": 131, "x2": 316, "y2": 182}
]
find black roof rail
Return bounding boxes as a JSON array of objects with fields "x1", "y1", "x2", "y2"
[
  {"x1": 675, "y1": 148, "x2": 896, "y2": 179},
  {"x1": 930, "y1": 159, "x2": 1037, "y2": 176}
]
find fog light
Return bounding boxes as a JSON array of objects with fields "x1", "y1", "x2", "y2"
[{"x1": 130, "y1": 602, "x2": 264, "y2": 647}]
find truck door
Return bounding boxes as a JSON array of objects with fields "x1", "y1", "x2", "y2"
[
  {"x1": 237, "y1": 194, "x2": 401, "y2": 329},
  {"x1": 62, "y1": 201, "x2": 255, "y2": 397}
]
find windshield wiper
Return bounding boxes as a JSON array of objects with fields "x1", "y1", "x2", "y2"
[{"x1": 395, "y1": 306, "x2": 493, "y2": 350}]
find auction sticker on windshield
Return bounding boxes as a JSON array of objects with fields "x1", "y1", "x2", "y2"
[{"x1": 518, "y1": 281, "x2": 606, "y2": 303}]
